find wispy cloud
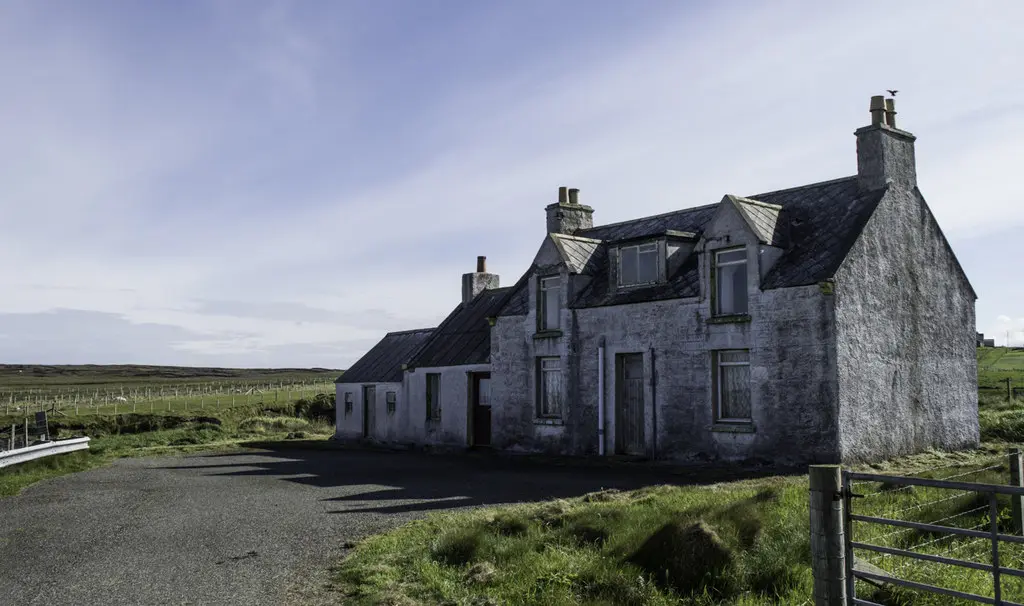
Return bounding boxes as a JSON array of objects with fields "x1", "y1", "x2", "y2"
[{"x1": 1, "y1": 0, "x2": 1022, "y2": 366}]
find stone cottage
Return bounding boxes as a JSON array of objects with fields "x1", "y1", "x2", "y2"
[{"x1": 336, "y1": 96, "x2": 979, "y2": 464}]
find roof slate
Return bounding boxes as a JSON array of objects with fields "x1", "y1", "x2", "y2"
[
  {"x1": 336, "y1": 328, "x2": 434, "y2": 384},
  {"x1": 552, "y1": 235, "x2": 603, "y2": 274},
  {"x1": 409, "y1": 286, "x2": 514, "y2": 368}
]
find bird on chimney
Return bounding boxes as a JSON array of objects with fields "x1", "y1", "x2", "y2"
[{"x1": 886, "y1": 89, "x2": 899, "y2": 97}]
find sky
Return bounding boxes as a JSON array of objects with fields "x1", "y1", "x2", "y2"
[{"x1": 2, "y1": 0, "x2": 1023, "y2": 368}]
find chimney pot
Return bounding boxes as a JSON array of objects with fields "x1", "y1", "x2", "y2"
[
  {"x1": 869, "y1": 95, "x2": 886, "y2": 126},
  {"x1": 567, "y1": 188, "x2": 579, "y2": 205},
  {"x1": 476, "y1": 256, "x2": 486, "y2": 273},
  {"x1": 558, "y1": 186, "x2": 568, "y2": 204},
  {"x1": 883, "y1": 98, "x2": 897, "y2": 128}
]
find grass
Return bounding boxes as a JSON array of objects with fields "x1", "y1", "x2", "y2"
[
  {"x1": 0, "y1": 399, "x2": 336, "y2": 498},
  {"x1": 977, "y1": 346, "x2": 1024, "y2": 390}
]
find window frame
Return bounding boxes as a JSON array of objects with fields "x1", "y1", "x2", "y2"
[
  {"x1": 712, "y1": 246, "x2": 749, "y2": 316},
  {"x1": 617, "y1": 242, "x2": 660, "y2": 287},
  {"x1": 536, "y1": 356, "x2": 563, "y2": 419},
  {"x1": 425, "y1": 373, "x2": 441, "y2": 421},
  {"x1": 713, "y1": 349, "x2": 752, "y2": 423},
  {"x1": 386, "y1": 391, "x2": 397, "y2": 415},
  {"x1": 538, "y1": 275, "x2": 561, "y2": 331},
  {"x1": 343, "y1": 392, "x2": 353, "y2": 416}
]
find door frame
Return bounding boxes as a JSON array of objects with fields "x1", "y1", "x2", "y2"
[
  {"x1": 362, "y1": 385, "x2": 375, "y2": 439},
  {"x1": 614, "y1": 353, "x2": 645, "y2": 456},
  {"x1": 468, "y1": 372, "x2": 492, "y2": 447}
]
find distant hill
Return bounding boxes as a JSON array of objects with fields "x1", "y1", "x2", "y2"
[{"x1": 0, "y1": 364, "x2": 344, "y2": 389}]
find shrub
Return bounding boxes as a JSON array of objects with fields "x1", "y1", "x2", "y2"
[
  {"x1": 431, "y1": 528, "x2": 483, "y2": 567},
  {"x1": 629, "y1": 520, "x2": 734, "y2": 598},
  {"x1": 238, "y1": 416, "x2": 310, "y2": 433}
]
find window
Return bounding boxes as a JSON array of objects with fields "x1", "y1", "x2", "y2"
[
  {"x1": 714, "y1": 248, "x2": 748, "y2": 315},
  {"x1": 714, "y1": 350, "x2": 751, "y2": 422},
  {"x1": 426, "y1": 373, "x2": 441, "y2": 421},
  {"x1": 386, "y1": 391, "x2": 397, "y2": 415},
  {"x1": 537, "y1": 357, "x2": 564, "y2": 418},
  {"x1": 619, "y1": 242, "x2": 659, "y2": 286},
  {"x1": 343, "y1": 392, "x2": 353, "y2": 415},
  {"x1": 539, "y1": 276, "x2": 560, "y2": 331}
]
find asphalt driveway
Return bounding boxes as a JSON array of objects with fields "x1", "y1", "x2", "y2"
[{"x1": 0, "y1": 445, "x2": 787, "y2": 605}]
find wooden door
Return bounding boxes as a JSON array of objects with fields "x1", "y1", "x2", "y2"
[
  {"x1": 362, "y1": 385, "x2": 376, "y2": 438},
  {"x1": 615, "y1": 354, "x2": 645, "y2": 455},
  {"x1": 472, "y1": 373, "x2": 492, "y2": 446}
]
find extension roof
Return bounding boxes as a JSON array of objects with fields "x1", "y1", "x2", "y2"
[
  {"x1": 408, "y1": 286, "x2": 516, "y2": 369},
  {"x1": 335, "y1": 328, "x2": 434, "y2": 384}
]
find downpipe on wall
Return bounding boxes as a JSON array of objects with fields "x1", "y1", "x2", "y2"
[{"x1": 598, "y1": 336, "x2": 606, "y2": 456}]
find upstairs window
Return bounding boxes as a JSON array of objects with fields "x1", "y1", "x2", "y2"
[
  {"x1": 714, "y1": 248, "x2": 748, "y2": 315},
  {"x1": 426, "y1": 373, "x2": 441, "y2": 421},
  {"x1": 619, "y1": 243, "x2": 659, "y2": 286},
  {"x1": 539, "y1": 276, "x2": 560, "y2": 331}
]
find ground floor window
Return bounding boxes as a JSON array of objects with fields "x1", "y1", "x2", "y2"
[
  {"x1": 386, "y1": 391, "x2": 397, "y2": 415},
  {"x1": 714, "y1": 350, "x2": 751, "y2": 422},
  {"x1": 343, "y1": 392, "x2": 353, "y2": 415},
  {"x1": 426, "y1": 373, "x2": 441, "y2": 421},
  {"x1": 537, "y1": 357, "x2": 564, "y2": 418}
]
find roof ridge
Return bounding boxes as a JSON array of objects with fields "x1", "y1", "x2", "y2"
[
  {"x1": 385, "y1": 327, "x2": 435, "y2": 336},
  {"x1": 581, "y1": 202, "x2": 719, "y2": 232},
  {"x1": 748, "y1": 175, "x2": 856, "y2": 198}
]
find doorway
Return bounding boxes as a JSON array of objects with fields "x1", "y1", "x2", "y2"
[
  {"x1": 471, "y1": 373, "x2": 491, "y2": 447},
  {"x1": 362, "y1": 385, "x2": 376, "y2": 439},
  {"x1": 615, "y1": 353, "x2": 645, "y2": 455}
]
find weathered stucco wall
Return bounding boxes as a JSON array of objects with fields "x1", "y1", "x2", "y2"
[
  {"x1": 834, "y1": 186, "x2": 978, "y2": 462},
  {"x1": 335, "y1": 381, "x2": 402, "y2": 441},
  {"x1": 404, "y1": 364, "x2": 490, "y2": 447}
]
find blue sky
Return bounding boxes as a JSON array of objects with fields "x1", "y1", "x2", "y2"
[{"x1": 2, "y1": 0, "x2": 1023, "y2": 368}]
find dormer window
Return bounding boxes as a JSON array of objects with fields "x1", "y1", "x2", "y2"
[
  {"x1": 619, "y1": 242, "x2": 659, "y2": 287},
  {"x1": 713, "y1": 247, "x2": 748, "y2": 315}
]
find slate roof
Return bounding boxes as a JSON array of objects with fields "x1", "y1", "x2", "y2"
[
  {"x1": 568, "y1": 175, "x2": 886, "y2": 308},
  {"x1": 336, "y1": 328, "x2": 434, "y2": 384},
  {"x1": 408, "y1": 286, "x2": 515, "y2": 368},
  {"x1": 551, "y1": 235, "x2": 602, "y2": 274}
]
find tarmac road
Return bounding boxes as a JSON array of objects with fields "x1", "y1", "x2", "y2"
[{"x1": 0, "y1": 445, "x2": 785, "y2": 605}]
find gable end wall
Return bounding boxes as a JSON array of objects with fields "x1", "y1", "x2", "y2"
[{"x1": 834, "y1": 187, "x2": 979, "y2": 462}]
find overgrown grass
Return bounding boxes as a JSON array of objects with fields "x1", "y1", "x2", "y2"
[{"x1": 0, "y1": 402, "x2": 334, "y2": 498}]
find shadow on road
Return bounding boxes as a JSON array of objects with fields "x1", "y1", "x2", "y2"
[{"x1": 157, "y1": 443, "x2": 802, "y2": 515}]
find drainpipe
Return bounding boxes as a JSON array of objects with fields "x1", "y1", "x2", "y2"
[
  {"x1": 650, "y1": 346, "x2": 657, "y2": 460},
  {"x1": 598, "y1": 336, "x2": 606, "y2": 456}
]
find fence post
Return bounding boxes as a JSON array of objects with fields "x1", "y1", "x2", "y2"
[
  {"x1": 809, "y1": 465, "x2": 847, "y2": 605},
  {"x1": 1011, "y1": 449, "x2": 1024, "y2": 535},
  {"x1": 23, "y1": 418, "x2": 29, "y2": 446},
  {"x1": 1008, "y1": 377, "x2": 1013, "y2": 402}
]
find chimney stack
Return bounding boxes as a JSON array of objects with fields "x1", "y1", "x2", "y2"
[
  {"x1": 855, "y1": 95, "x2": 917, "y2": 192},
  {"x1": 545, "y1": 185, "x2": 594, "y2": 234},
  {"x1": 462, "y1": 256, "x2": 499, "y2": 305}
]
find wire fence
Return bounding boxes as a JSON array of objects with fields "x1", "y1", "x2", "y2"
[{"x1": 0, "y1": 381, "x2": 336, "y2": 417}]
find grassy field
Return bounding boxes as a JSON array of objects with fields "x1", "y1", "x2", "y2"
[
  {"x1": 0, "y1": 363, "x2": 342, "y2": 417},
  {"x1": 332, "y1": 349, "x2": 1024, "y2": 605}
]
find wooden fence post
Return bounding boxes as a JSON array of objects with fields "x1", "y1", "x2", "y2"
[
  {"x1": 1011, "y1": 449, "x2": 1024, "y2": 535},
  {"x1": 23, "y1": 418, "x2": 29, "y2": 446},
  {"x1": 1008, "y1": 378, "x2": 1013, "y2": 402},
  {"x1": 809, "y1": 465, "x2": 847, "y2": 605}
]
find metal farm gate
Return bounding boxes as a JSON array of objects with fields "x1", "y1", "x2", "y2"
[{"x1": 810, "y1": 452, "x2": 1024, "y2": 605}]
